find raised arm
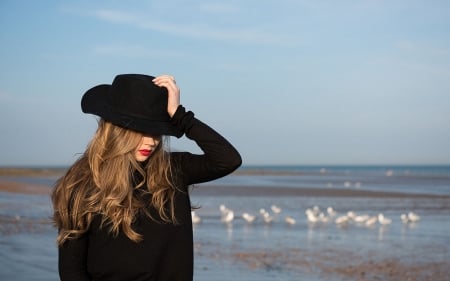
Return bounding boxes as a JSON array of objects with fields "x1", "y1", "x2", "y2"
[
  {"x1": 171, "y1": 106, "x2": 242, "y2": 184},
  {"x1": 152, "y1": 74, "x2": 242, "y2": 185}
]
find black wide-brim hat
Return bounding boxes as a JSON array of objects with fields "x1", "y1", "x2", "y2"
[{"x1": 81, "y1": 74, "x2": 180, "y2": 137}]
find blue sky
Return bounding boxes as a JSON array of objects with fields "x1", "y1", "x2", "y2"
[{"x1": 1, "y1": 0, "x2": 449, "y2": 166}]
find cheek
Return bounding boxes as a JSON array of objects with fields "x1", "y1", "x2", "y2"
[
  {"x1": 137, "y1": 137, "x2": 147, "y2": 149},
  {"x1": 136, "y1": 142, "x2": 145, "y2": 150}
]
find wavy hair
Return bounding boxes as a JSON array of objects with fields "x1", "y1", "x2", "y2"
[{"x1": 51, "y1": 119, "x2": 177, "y2": 245}]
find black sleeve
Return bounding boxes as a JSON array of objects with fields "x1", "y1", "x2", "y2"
[
  {"x1": 170, "y1": 105, "x2": 242, "y2": 185},
  {"x1": 58, "y1": 234, "x2": 91, "y2": 281}
]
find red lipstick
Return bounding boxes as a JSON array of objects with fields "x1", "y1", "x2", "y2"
[{"x1": 139, "y1": 149, "x2": 151, "y2": 156}]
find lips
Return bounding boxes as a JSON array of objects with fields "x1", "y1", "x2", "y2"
[{"x1": 139, "y1": 149, "x2": 151, "y2": 156}]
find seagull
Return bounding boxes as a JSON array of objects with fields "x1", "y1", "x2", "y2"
[
  {"x1": 326, "y1": 207, "x2": 337, "y2": 217},
  {"x1": 262, "y1": 212, "x2": 274, "y2": 224},
  {"x1": 220, "y1": 204, "x2": 231, "y2": 214},
  {"x1": 285, "y1": 216, "x2": 296, "y2": 225},
  {"x1": 242, "y1": 212, "x2": 256, "y2": 223},
  {"x1": 365, "y1": 216, "x2": 378, "y2": 227},
  {"x1": 305, "y1": 209, "x2": 319, "y2": 223},
  {"x1": 191, "y1": 211, "x2": 201, "y2": 224},
  {"x1": 219, "y1": 204, "x2": 234, "y2": 223},
  {"x1": 378, "y1": 213, "x2": 392, "y2": 225},
  {"x1": 400, "y1": 214, "x2": 410, "y2": 223},
  {"x1": 335, "y1": 215, "x2": 349, "y2": 226},
  {"x1": 354, "y1": 214, "x2": 370, "y2": 223},
  {"x1": 221, "y1": 209, "x2": 234, "y2": 223},
  {"x1": 271, "y1": 205, "x2": 282, "y2": 214},
  {"x1": 408, "y1": 212, "x2": 420, "y2": 222},
  {"x1": 347, "y1": 211, "x2": 356, "y2": 220}
]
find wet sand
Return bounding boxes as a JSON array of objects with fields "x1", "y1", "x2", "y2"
[
  {"x1": 230, "y1": 249, "x2": 450, "y2": 281},
  {"x1": 0, "y1": 181, "x2": 52, "y2": 195}
]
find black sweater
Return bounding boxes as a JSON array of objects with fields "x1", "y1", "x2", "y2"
[{"x1": 58, "y1": 106, "x2": 242, "y2": 281}]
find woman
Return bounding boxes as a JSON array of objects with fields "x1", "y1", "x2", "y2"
[{"x1": 52, "y1": 74, "x2": 242, "y2": 281}]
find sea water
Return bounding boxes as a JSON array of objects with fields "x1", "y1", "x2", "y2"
[{"x1": 0, "y1": 165, "x2": 449, "y2": 280}]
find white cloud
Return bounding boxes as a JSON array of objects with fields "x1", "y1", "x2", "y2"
[
  {"x1": 95, "y1": 9, "x2": 137, "y2": 24},
  {"x1": 93, "y1": 9, "x2": 293, "y2": 46}
]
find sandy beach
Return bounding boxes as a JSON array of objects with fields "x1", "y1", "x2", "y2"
[{"x1": 1, "y1": 167, "x2": 449, "y2": 281}]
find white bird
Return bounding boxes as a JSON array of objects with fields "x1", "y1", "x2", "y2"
[
  {"x1": 354, "y1": 214, "x2": 370, "y2": 223},
  {"x1": 221, "y1": 209, "x2": 234, "y2": 223},
  {"x1": 378, "y1": 213, "x2": 392, "y2": 225},
  {"x1": 242, "y1": 212, "x2": 256, "y2": 223},
  {"x1": 347, "y1": 211, "x2": 356, "y2": 220},
  {"x1": 335, "y1": 215, "x2": 349, "y2": 226},
  {"x1": 263, "y1": 212, "x2": 274, "y2": 224},
  {"x1": 305, "y1": 209, "x2": 319, "y2": 223},
  {"x1": 400, "y1": 214, "x2": 410, "y2": 223},
  {"x1": 285, "y1": 216, "x2": 296, "y2": 225},
  {"x1": 271, "y1": 205, "x2": 282, "y2": 214},
  {"x1": 408, "y1": 212, "x2": 420, "y2": 222},
  {"x1": 191, "y1": 211, "x2": 201, "y2": 224},
  {"x1": 327, "y1": 207, "x2": 337, "y2": 217},
  {"x1": 365, "y1": 216, "x2": 378, "y2": 227},
  {"x1": 219, "y1": 204, "x2": 234, "y2": 223},
  {"x1": 220, "y1": 204, "x2": 231, "y2": 214}
]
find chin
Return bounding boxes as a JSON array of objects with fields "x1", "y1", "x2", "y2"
[{"x1": 135, "y1": 156, "x2": 149, "y2": 162}]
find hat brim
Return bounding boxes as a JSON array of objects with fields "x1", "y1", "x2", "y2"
[{"x1": 81, "y1": 84, "x2": 180, "y2": 137}]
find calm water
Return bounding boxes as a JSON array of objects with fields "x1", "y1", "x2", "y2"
[
  {"x1": 213, "y1": 165, "x2": 450, "y2": 196},
  {"x1": 1, "y1": 165, "x2": 449, "y2": 281}
]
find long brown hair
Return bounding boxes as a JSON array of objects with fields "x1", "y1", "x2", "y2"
[{"x1": 51, "y1": 119, "x2": 176, "y2": 245}]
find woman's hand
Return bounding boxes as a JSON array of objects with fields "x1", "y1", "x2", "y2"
[{"x1": 152, "y1": 75, "x2": 180, "y2": 118}]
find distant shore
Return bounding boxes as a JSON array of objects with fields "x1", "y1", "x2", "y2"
[
  {"x1": 1, "y1": 178, "x2": 448, "y2": 199},
  {"x1": 0, "y1": 180, "x2": 53, "y2": 195},
  {"x1": 2, "y1": 166, "x2": 449, "y2": 198},
  {"x1": 0, "y1": 167, "x2": 66, "y2": 177}
]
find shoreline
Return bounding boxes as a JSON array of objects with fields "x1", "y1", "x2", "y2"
[
  {"x1": 1, "y1": 179, "x2": 449, "y2": 199},
  {"x1": 0, "y1": 180, "x2": 53, "y2": 195},
  {"x1": 192, "y1": 184, "x2": 449, "y2": 198}
]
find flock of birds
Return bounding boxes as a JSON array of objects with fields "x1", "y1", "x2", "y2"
[{"x1": 191, "y1": 204, "x2": 421, "y2": 228}]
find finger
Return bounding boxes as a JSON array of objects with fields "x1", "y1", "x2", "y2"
[
  {"x1": 153, "y1": 80, "x2": 178, "y2": 91},
  {"x1": 153, "y1": 75, "x2": 176, "y2": 84}
]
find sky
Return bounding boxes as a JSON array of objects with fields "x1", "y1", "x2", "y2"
[{"x1": 1, "y1": 0, "x2": 450, "y2": 166}]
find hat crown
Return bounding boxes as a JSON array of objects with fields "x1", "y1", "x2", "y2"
[{"x1": 110, "y1": 74, "x2": 168, "y2": 121}]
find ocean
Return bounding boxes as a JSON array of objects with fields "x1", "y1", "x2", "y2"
[{"x1": 1, "y1": 165, "x2": 449, "y2": 280}]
